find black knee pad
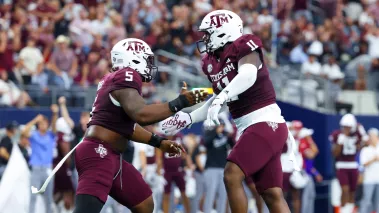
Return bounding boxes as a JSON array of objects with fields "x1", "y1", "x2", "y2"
[{"x1": 73, "y1": 194, "x2": 104, "y2": 213}]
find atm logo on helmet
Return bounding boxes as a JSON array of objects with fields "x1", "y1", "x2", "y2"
[
  {"x1": 210, "y1": 14, "x2": 229, "y2": 28},
  {"x1": 125, "y1": 41, "x2": 146, "y2": 53}
]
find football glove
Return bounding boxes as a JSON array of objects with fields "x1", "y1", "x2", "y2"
[
  {"x1": 205, "y1": 92, "x2": 228, "y2": 127},
  {"x1": 161, "y1": 111, "x2": 192, "y2": 136}
]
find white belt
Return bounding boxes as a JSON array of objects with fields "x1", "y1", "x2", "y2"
[{"x1": 336, "y1": 162, "x2": 359, "y2": 169}]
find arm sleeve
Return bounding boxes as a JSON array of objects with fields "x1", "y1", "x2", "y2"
[
  {"x1": 189, "y1": 94, "x2": 216, "y2": 123},
  {"x1": 218, "y1": 63, "x2": 258, "y2": 100}
]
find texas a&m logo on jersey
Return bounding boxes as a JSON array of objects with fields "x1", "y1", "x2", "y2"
[
  {"x1": 124, "y1": 41, "x2": 146, "y2": 53},
  {"x1": 210, "y1": 13, "x2": 229, "y2": 28}
]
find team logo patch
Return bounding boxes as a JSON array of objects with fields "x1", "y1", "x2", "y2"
[
  {"x1": 124, "y1": 41, "x2": 146, "y2": 53},
  {"x1": 210, "y1": 13, "x2": 229, "y2": 28},
  {"x1": 207, "y1": 64, "x2": 213, "y2": 73},
  {"x1": 95, "y1": 144, "x2": 108, "y2": 158},
  {"x1": 267, "y1": 122, "x2": 278, "y2": 132}
]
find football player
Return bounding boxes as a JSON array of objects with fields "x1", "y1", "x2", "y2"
[
  {"x1": 330, "y1": 114, "x2": 367, "y2": 213},
  {"x1": 161, "y1": 10, "x2": 291, "y2": 213},
  {"x1": 72, "y1": 38, "x2": 208, "y2": 213}
]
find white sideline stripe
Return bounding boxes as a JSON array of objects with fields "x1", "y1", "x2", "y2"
[{"x1": 31, "y1": 140, "x2": 83, "y2": 194}]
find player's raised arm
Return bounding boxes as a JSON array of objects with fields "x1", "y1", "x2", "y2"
[{"x1": 112, "y1": 88, "x2": 207, "y2": 126}]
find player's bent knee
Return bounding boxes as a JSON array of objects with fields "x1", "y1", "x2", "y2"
[{"x1": 261, "y1": 187, "x2": 284, "y2": 205}]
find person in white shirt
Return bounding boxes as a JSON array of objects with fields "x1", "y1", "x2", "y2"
[
  {"x1": 257, "y1": 8, "x2": 274, "y2": 25},
  {"x1": 322, "y1": 55, "x2": 342, "y2": 80},
  {"x1": 359, "y1": 128, "x2": 379, "y2": 213},
  {"x1": 301, "y1": 54, "x2": 322, "y2": 76},
  {"x1": 365, "y1": 27, "x2": 379, "y2": 58},
  {"x1": 17, "y1": 38, "x2": 47, "y2": 86}
]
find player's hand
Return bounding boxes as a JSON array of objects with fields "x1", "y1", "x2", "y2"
[
  {"x1": 182, "y1": 90, "x2": 208, "y2": 106},
  {"x1": 50, "y1": 104, "x2": 59, "y2": 114},
  {"x1": 58, "y1": 96, "x2": 66, "y2": 105},
  {"x1": 159, "y1": 140, "x2": 186, "y2": 157},
  {"x1": 161, "y1": 111, "x2": 192, "y2": 135},
  {"x1": 35, "y1": 114, "x2": 44, "y2": 122},
  {"x1": 180, "y1": 81, "x2": 188, "y2": 94},
  {"x1": 205, "y1": 92, "x2": 227, "y2": 127},
  {"x1": 315, "y1": 174, "x2": 323, "y2": 183}
]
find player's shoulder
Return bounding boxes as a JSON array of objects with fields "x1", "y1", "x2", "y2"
[
  {"x1": 228, "y1": 34, "x2": 263, "y2": 60},
  {"x1": 108, "y1": 67, "x2": 143, "y2": 92},
  {"x1": 329, "y1": 130, "x2": 341, "y2": 142},
  {"x1": 232, "y1": 34, "x2": 263, "y2": 50}
]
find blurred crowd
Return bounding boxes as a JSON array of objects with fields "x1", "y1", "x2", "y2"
[{"x1": 0, "y1": 0, "x2": 379, "y2": 108}]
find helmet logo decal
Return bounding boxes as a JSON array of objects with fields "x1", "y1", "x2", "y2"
[
  {"x1": 126, "y1": 41, "x2": 146, "y2": 53},
  {"x1": 210, "y1": 13, "x2": 229, "y2": 28}
]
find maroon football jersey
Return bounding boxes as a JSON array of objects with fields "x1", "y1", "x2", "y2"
[
  {"x1": 163, "y1": 134, "x2": 184, "y2": 172},
  {"x1": 330, "y1": 129, "x2": 363, "y2": 162},
  {"x1": 87, "y1": 67, "x2": 142, "y2": 138},
  {"x1": 201, "y1": 34, "x2": 276, "y2": 119}
]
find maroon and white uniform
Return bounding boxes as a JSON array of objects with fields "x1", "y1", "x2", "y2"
[
  {"x1": 163, "y1": 134, "x2": 186, "y2": 193},
  {"x1": 330, "y1": 126, "x2": 365, "y2": 191},
  {"x1": 75, "y1": 68, "x2": 152, "y2": 208},
  {"x1": 202, "y1": 34, "x2": 287, "y2": 193},
  {"x1": 53, "y1": 132, "x2": 74, "y2": 194}
]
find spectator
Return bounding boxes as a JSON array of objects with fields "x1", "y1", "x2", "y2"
[
  {"x1": 0, "y1": 71, "x2": 33, "y2": 108},
  {"x1": 69, "y1": 7, "x2": 93, "y2": 49},
  {"x1": 47, "y1": 35, "x2": 78, "y2": 89},
  {"x1": 257, "y1": 7, "x2": 273, "y2": 26},
  {"x1": 54, "y1": 97, "x2": 75, "y2": 212},
  {"x1": 365, "y1": 27, "x2": 379, "y2": 58},
  {"x1": 298, "y1": 127, "x2": 323, "y2": 213},
  {"x1": 202, "y1": 120, "x2": 233, "y2": 213},
  {"x1": 0, "y1": 121, "x2": 18, "y2": 180},
  {"x1": 190, "y1": 138, "x2": 206, "y2": 213},
  {"x1": 301, "y1": 54, "x2": 322, "y2": 77},
  {"x1": 322, "y1": 55, "x2": 342, "y2": 79},
  {"x1": 107, "y1": 12, "x2": 126, "y2": 43},
  {"x1": 71, "y1": 111, "x2": 90, "y2": 190},
  {"x1": 290, "y1": 43, "x2": 308, "y2": 64},
  {"x1": 90, "y1": 9, "x2": 111, "y2": 36},
  {"x1": 355, "y1": 65, "x2": 367, "y2": 90},
  {"x1": 23, "y1": 105, "x2": 58, "y2": 213},
  {"x1": 0, "y1": 23, "x2": 21, "y2": 77},
  {"x1": 359, "y1": 128, "x2": 379, "y2": 213},
  {"x1": 16, "y1": 38, "x2": 46, "y2": 86}
]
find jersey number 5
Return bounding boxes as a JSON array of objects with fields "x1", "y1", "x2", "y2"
[
  {"x1": 125, "y1": 71, "x2": 133, "y2": 81},
  {"x1": 246, "y1": 40, "x2": 258, "y2": 51}
]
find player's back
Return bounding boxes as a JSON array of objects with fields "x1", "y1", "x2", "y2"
[
  {"x1": 88, "y1": 67, "x2": 143, "y2": 138},
  {"x1": 202, "y1": 34, "x2": 276, "y2": 119}
]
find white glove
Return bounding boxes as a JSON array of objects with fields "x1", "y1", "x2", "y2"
[
  {"x1": 206, "y1": 92, "x2": 227, "y2": 127},
  {"x1": 161, "y1": 111, "x2": 192, "y2": 136}
]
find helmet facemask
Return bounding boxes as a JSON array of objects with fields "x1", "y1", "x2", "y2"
[
  {"x1": 196, "y1": 28, "x2": 229, "y2": 53},
  {"x1": 141, "y1": 54, "x2": 158, "y2": 82}
]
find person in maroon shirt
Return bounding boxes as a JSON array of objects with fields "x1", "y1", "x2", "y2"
[
  {"x1": 72, "y1": 38, "x2": 208, "y2": 213},
  {"x1": 157, "y1": 133, "x2": 191, "y2": 213}
]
